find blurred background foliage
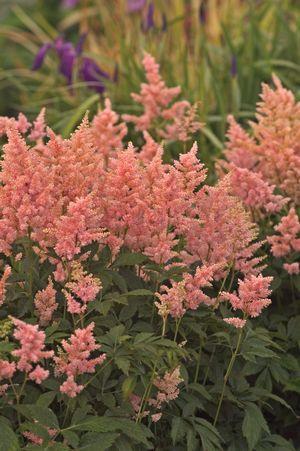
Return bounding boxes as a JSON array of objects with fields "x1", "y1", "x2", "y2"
[{"x1": 0, "y1": 0, "x2": 299, "y2": 154}]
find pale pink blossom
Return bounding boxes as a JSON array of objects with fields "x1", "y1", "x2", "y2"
[
  {"x1": 228, "y1": 165, "x2": 288, "y2": 213},
  {"x1": 0, "y1": 359, "x2": 16, "y2": 380},
  {"x1": 29, "y1": 365, "x2": 49, "y2": 384},
  {"x1": 22, "y1": 431, "x2": 43, "y2": 445},
  {"x1": 60, "y1": 375, "x2": 84, "y2": 398},
  {"x1": 221, "y1": 274, "x2": 272, "y2": 318},
  {"x1": 54, "y1": 323, "x2": 106, "y2": 377},
  {"x1": 34, "y1": 278, "x2": 58, "y2": 325},
  {"x1": 64, "y1": 262, "x2": 101, "y2": 314},
  {"x1": 91, "y1": 98, "x2": 127, "y2": 159},
  {"x1": 151, "y1": 366, "x2": 183, "y2": 409},
  {"x1": 0, "y1": 266, "x2": 11, "y2": 306},
  {"x1": 0, "y1": 384, "x2": 9, "y2": 395},
  {"x1": 267, "y1": 208, "x2": 300, "y2": 257},
  {"x1": 123, "y1": 53, "x2": 200, "y2": 141},
  {"x1": 223, "y1": 317, "x2": 246, "y2": 328},
  {"x1": 220, "y1": 76, "x2": 300, "y2": 204},
  {"x1": 151, "y1": 413, "x2": 162, "y2": 422},
  {"x1": 11, "y1": 317, "x2": 53, "y2": 372},
  {"x1": 29, "y1": 108, "x2": 46, "y2": 142},
  {"x1": 283, "y1": 262, "x2": 300, "y2": 275}
]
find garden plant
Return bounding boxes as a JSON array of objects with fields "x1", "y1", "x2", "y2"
[{"x1": 0, "y1": 1, "x2": 299, "y2": 450}]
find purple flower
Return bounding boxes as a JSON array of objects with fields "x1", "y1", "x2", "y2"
[
  {"x1": 32, "y1": 35, "x2": 112, "y2": 94},
  {"x1": 199, "y1": 1, "x2": 207, "y2": 24},
  {"x1": 80, "y1": 57, "x2": 110, "y2": 94},
  {"x1": 32, "y1": 43, "x2": 53, "y2": 70},
  {"x1": 142, "y1": 2, "x2": 155, "y2": 32},
  {"x1": 231, "y1": 56, "x2": 237, "y2": 77},
  {"x1": 55, "y1": 38, "x2": 77, "y2": 84},
  {"x1": 161, "y1": 13, "x2": 167, "y2": 32},
  {"x1": 62, "y1": 0, "x2": 79, "y2": 8},
  {"x1": 127, "y1": 0, "x2": 146, "y2": 13}
]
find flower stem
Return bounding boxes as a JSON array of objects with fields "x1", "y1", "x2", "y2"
[{"x1": 213, "y1": 328, "x2": 243, "y2": 426}]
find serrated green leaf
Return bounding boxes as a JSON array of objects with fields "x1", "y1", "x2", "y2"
[
  {"x1": 15, "y1": 405, "x2": 59, "y2": 429},
  {"x1": 0, "y1": 418, "x2": 20, "y2": 451},
  {"x1": 36, "y1": 391, "x2": 56, "y2": 407},
  {"x1": 113, "y1": 252, "x2": 147, "y2": 267},
  {"x1": 78, "y1": 433, "x2": 119, "y2": 450},
  {"x1": 242, "y1": 403, "x2": 270, "y2": 450}
]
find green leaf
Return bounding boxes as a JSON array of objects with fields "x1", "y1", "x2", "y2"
[
  {"x1": 78, "y1": 432, "x2": 119, "y2": 450},
  {"x1": 194, "y1": 418, "x2": 223, "y2": 450},
  {"x1": 113, "y1": 252, "x2": 147, "y2": 267},
  {"x1": 0, "y1": 418, "x2": 20, "y2": 451},
  {"x1": 188, "y1": 383, "x2": 212, "y2": 401},
  {"x1": 0, "y1": 342, "x2": 15, "y2": 352},
  {"x1": 115, "y1": 357, "x2": 130, "y2": 375},
  {"x1": 122, "y1": 376, "x2": 136, "y2": 399},
  {"x1": 36, "y1": 391, "x2": 56, "y2": 407},
  {"x1": 61, "y1": 430, "x2": 79, "y2": 448},
  {"x1": 242, "y1": 403, "x2": 270, "y2": 450},
  {"x1": 69, "y1": 417, "x2": 153, "y2": 447},
  {"x1": 61, "y1": 94, "x2": 99, "y2": 137},
  {"x1": 15, "y1": 405, "x2": 59, "y2": 429},
  {"x1": 124, "y1": 289, "x2": 153, "y2": 297},
  {"x1": 284, "y1": 377, "x2": 300, "y2": 394}
]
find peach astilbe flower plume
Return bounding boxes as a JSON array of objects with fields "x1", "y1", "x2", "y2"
[
  {"x1": 139, "y1": 131, "x2": 163, "y2": 163},
  {"x1": 181, "y1": 177, "x2": 264, "y2": 276},
  {"x1": 54, "y1": 322, "x2": 106, "y2": 397},
  {"x1": 150, "y1": 366, "x2": 183, "y2": 409},
  {"x1": 64, "y1": 261, "x2": 101, "y2": 314},
  {"x1": 52, "y1": 194, "x2": 107, "y2": 261},
  {"x1": 29, "y1": 108, "x2": 47, "y2": 142},
  {"x1": 155, "y1": 264, "x2": 217, "y2": 319},
  {"x1": 34, "y1": 277, "x2": 58, "y2": 326},
  {"x1": 0, "y1": 113, "x2": 31, "y2": 137},
  {"x1": 221, "y1": 274, "x2": 273, "y2": 318},
  {"x1": 123, "y1": 53, "x2": 201, "y2": 140},
  {"x1": 10, "y1": 317, "x2": 53, "y2": 374},
  {"x1": 0, "y1": 127, "x2": 58, "y2": 254},
  {"x1": 91, "y1": 98, "x2": 127, "y2": 159},
  {"x1": 223, "y1": 318, "x2": 247, "y2": 329},
  {"x1": 0, "y1": 359, "x2": 16, "y2": 382},
  {"x1": 0, "y1": 266, "x2": 11, "y2": 306},
  {"x1": 267, "y1": 207, "x2": 300, "y2": 275},
  {"x1": 228, "y1": 166, "x2": 288, "y2": 214},
  {"x1": 221, "y1": 76, "x2": 300, "y2": 204}
]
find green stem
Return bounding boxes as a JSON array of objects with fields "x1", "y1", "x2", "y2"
[
  {"x1": 194, "y1": 335, "x2": 203, "y2": 383},
  {"x1": 203, "y1": 344, "x2": 215, "y2": 385},
  {"x1": 136, "y1": 361, "x2": 158, "y2": 423},
  {"x1": 161, "y1": 317, "x2": 167, "y2": 337},
  {"x1": 84, "y1": 358, "x2": 113, "y2": 388},
  {"x1": 174, "y1": 318, "x2": 181, "y2": 342},
  {"x1": 213, "y1": 328, "x2": 243, "y2": 426},
  {"x1": 213, "y1": 261, "x2": 234, "y2": 310}
]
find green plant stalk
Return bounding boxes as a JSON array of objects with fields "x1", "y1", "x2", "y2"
[
  {"x1": 213, "y1": 327, "x2": 244, "y2": 426},
  {"x1": 193, "y1": 335, "x2": 203, "y2": 383}
]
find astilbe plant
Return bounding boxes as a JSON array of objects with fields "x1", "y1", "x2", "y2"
[
  {"x1": 218, "y1": 76, "x2": 300, "y2": 280},
  {"x1": 0, "y1": 56, "x2": 295, "y2": 450}
]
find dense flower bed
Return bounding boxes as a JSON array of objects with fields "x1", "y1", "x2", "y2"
[{"x1": 0, "y1": 53, "x2": 298, "y2": 450}]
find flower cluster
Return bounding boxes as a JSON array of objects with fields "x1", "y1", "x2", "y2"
[
  {"x1": 130, "y1": 367, "x2": 183, "y2": 423},
  {"x1": 221, "y1": 274, "x2": 273, "y2": 319},
  {"x1": 54, "y1": 322, "x2": 106, "y2": 397},
  {"x1": 34, "y1": 278, "x2": 58, "y2": 325},
  {"x1": 267, "y1": 208, "x2": 300, "y2": 275},
  {"x1": 64, "y1": 262, "x2": 102, "y2": 314},
  {"x1": 155, "y1": 264, "x2": 217, "y2": 319},
  {"x1": 221, "y1": 76, "x2": 300, "y2": 205},
  {"x1": 123, "y1": 53, "x2": 201, "y2": 140}
]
